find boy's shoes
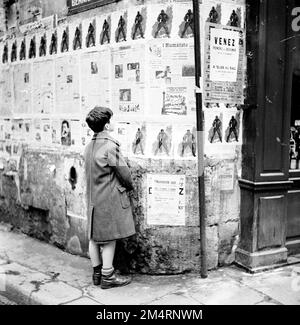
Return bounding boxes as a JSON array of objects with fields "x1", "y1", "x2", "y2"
[
  {"x1": 100, "y1": 270, "x2": 132, "y2": 289},
  {"x1": 92, "y1": 272, "x2": 102, "y2": 286}
]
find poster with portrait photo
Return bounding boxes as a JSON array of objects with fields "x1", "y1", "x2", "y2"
[
  {"x1": 146, "y1": 123, "x2": 173, "y2": 159},
  {"x1": 173, "y1": 124, "x2": 197, "y2": 160},
  {"x1": 61, "y1": 119, "x2": 72, "y2": 147}
]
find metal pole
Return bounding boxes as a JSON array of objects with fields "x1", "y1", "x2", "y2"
[{"x1": 192, "y1": 0, "x2": 207, "y2": 278}]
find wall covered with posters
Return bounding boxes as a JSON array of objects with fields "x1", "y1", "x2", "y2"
[{"x1": 0, "y1": 0, "x2": 246, "y2": 273}]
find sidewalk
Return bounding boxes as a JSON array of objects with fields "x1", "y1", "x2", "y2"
[{"x1": 0, "y1": 223, "x2": 300, "y2": 305}]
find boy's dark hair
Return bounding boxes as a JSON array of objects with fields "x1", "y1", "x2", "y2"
[{"x1": 86, "y1": 106, "x2": 113, "y2": 133}]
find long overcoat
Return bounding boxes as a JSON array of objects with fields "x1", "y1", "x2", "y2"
[{"x1": 84, "y1": 131, "x2": 136, "y2": 243}]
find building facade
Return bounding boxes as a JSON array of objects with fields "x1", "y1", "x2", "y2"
[{"x1": 2, "y1": 0, "x2": 295, "y2": 275}]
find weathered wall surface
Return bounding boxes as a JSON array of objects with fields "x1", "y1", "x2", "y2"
[{"x1": 0, "y1": 0, "x2": 245, "y2": 274}]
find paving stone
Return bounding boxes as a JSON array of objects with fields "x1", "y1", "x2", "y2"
[
  {"x1": 148, "y1": 292, "x2": 201, "y2": 305},
  {"x1": 0, "y1": 262, "x2": 50, "y2": 305},
  {"x1": 30, "y1": 281, "x2": 83, "y2": 305},
  {"x1": 242, "y1": 266, "x2": 300, "y2": 305},
  {"x1": 188, "y1": 280, "x2": 264, "y2": 305},
  {"x1": 0, "y1": 230, "x2": 91, "y2": 288},
  {"x1": 86, "y1": 276, "x2": 181, "y2": 305},
  {"x1": 64, "y1": 297, "x2": 102, "y2": 305}
]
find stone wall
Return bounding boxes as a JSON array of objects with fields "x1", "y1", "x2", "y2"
[{"x1": 0, "y1": 0, "x2": 245, "y2": 274}]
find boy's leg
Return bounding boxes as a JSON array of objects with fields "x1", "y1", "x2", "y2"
[
  {"x1": 101, "y1": 240, "x2": 116, "y2": 273},
  {"x1": 89, "y1": 240, "x2": 102, "y2": 285},
  {"x1": 100, "y1": 240, "x2": 132, "y2": 289},
  {"x1": 89, "y1": 240, "x2": 102, "y2": 267}
]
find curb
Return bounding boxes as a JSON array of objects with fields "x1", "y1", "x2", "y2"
[{"x1": 0, "y1": 258, "x2": 90, "y2": 305}]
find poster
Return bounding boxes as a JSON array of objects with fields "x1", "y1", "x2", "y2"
[
  {"x1": 51, "y1": 119, "x2": 62, "y2": 145},
  {"x1": 204, "y1": 23, "x2": 245, "y2": 104},
  {"x1": 112, "y1": 121, "x2": 147, "y2": 157},
  {"x1": 13, "y1": 64, "x2": 32, "y2": 115},
  {"x1": 146, "y1": 123, "x2": 173, "y2": 158},
  {"x1": 172, "y1": 1, "x2": 194, "y2": 39},
  {"x1": 210, "y1": 27, "x2": 240, "y2": 82},
  {"x1": 60, "y1": 119, "x2": 72, "y2": 146},
  {"x1": 112, "y1": 122, "x2": 131, "y2": 155},
  {"x1": 147, "y1": 174, "x2": 186, "y2": 226},
  {"x1": 32, "y1": 118, "x2": 42, "y2": 143},
  {"x1": 81, "y1": 120, "x2": 93, "y2": 147},
  {"x1": 111, "y1": 10, "x2": 128, "y2": 44},
  {"x1": 70, "y1": 120, "x2": 82, "y2": 147},
  {"x1": 223, "y1": 110, "x2": 241, "y2": 144},
  {"x1": 127, "y1": 6, "x2": 147, "y2": 41},
  {"x1": 32, "y1": 60, "x2": 54, "y2": 115},
  {"x1": 147, "y1": 39, "x2": 195, "y2": 116},
  {"x1": 80, "y1": 49, "x2": 110, "y2": 112},
  {"x1": 130, "y1": 122, "x2": 147, "y2": 157},
  {"x1": 0, "y1": 68, "x2": 13, "y2": 117},
  {"x1": 147, "y1": 4, "x2": 173, "y2": 39},
  {"x1": 173, "y1": 124, "x2": 197, "y2": 159},
  {"x1": 41, "y1": 119, "x2": 52, "y2": 145},
  {"x1": 3, "y1": 120, "x2": 12, "y2": 141},
  {"x1": 111, "y1": 44, "x2": 145, "y2": 115},
  {"x1": 205, "y1": 110, "x2": 223, "y2": 145},
  {"x1": 219, "y1": 162, "x2": 235, "y2": 191},
  {"x1": 55, "y1": 56, "x2": 80, "y2": 114}
]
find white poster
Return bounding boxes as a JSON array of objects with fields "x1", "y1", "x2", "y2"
[
  {"x1": 147, "y1": 39, "x2": 195, "y2": 116},
  {"x1": 204, "y1": 23, "x2": 245, "y2": 104},
  {"x1": 146, "y1": 123, "x2": 173, "y2": 158},
  {"x1": 13, "y1": 64, "x2": 32, "y2": 115},
  {"x1": 55, "y1": 56, "x2": 80, "y2": 114},
  {"x1": 80, "y1": 49, "x2": 110, "y2": 112},
  {"x1": 210, "y1": 27, "x2": 240, "y2": 82},
  {"x1": 147, "y1": 174, "x2": 186, "y2": 226},
  {"x1": 173, "y1": 124, "x2": 197, "y2": 159},
  {"x1": 219, "y1": 162, "x2": 235, "y2": 191},
  {"x1": 0, "y1": 68, "x2": 13, "y2": 117},
  {"x1": 32, "y1": 60, "x2": 54, "y2": 115},
  {"x1": 112, "y1": 44, "x2": 145, "y2": 115}
]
